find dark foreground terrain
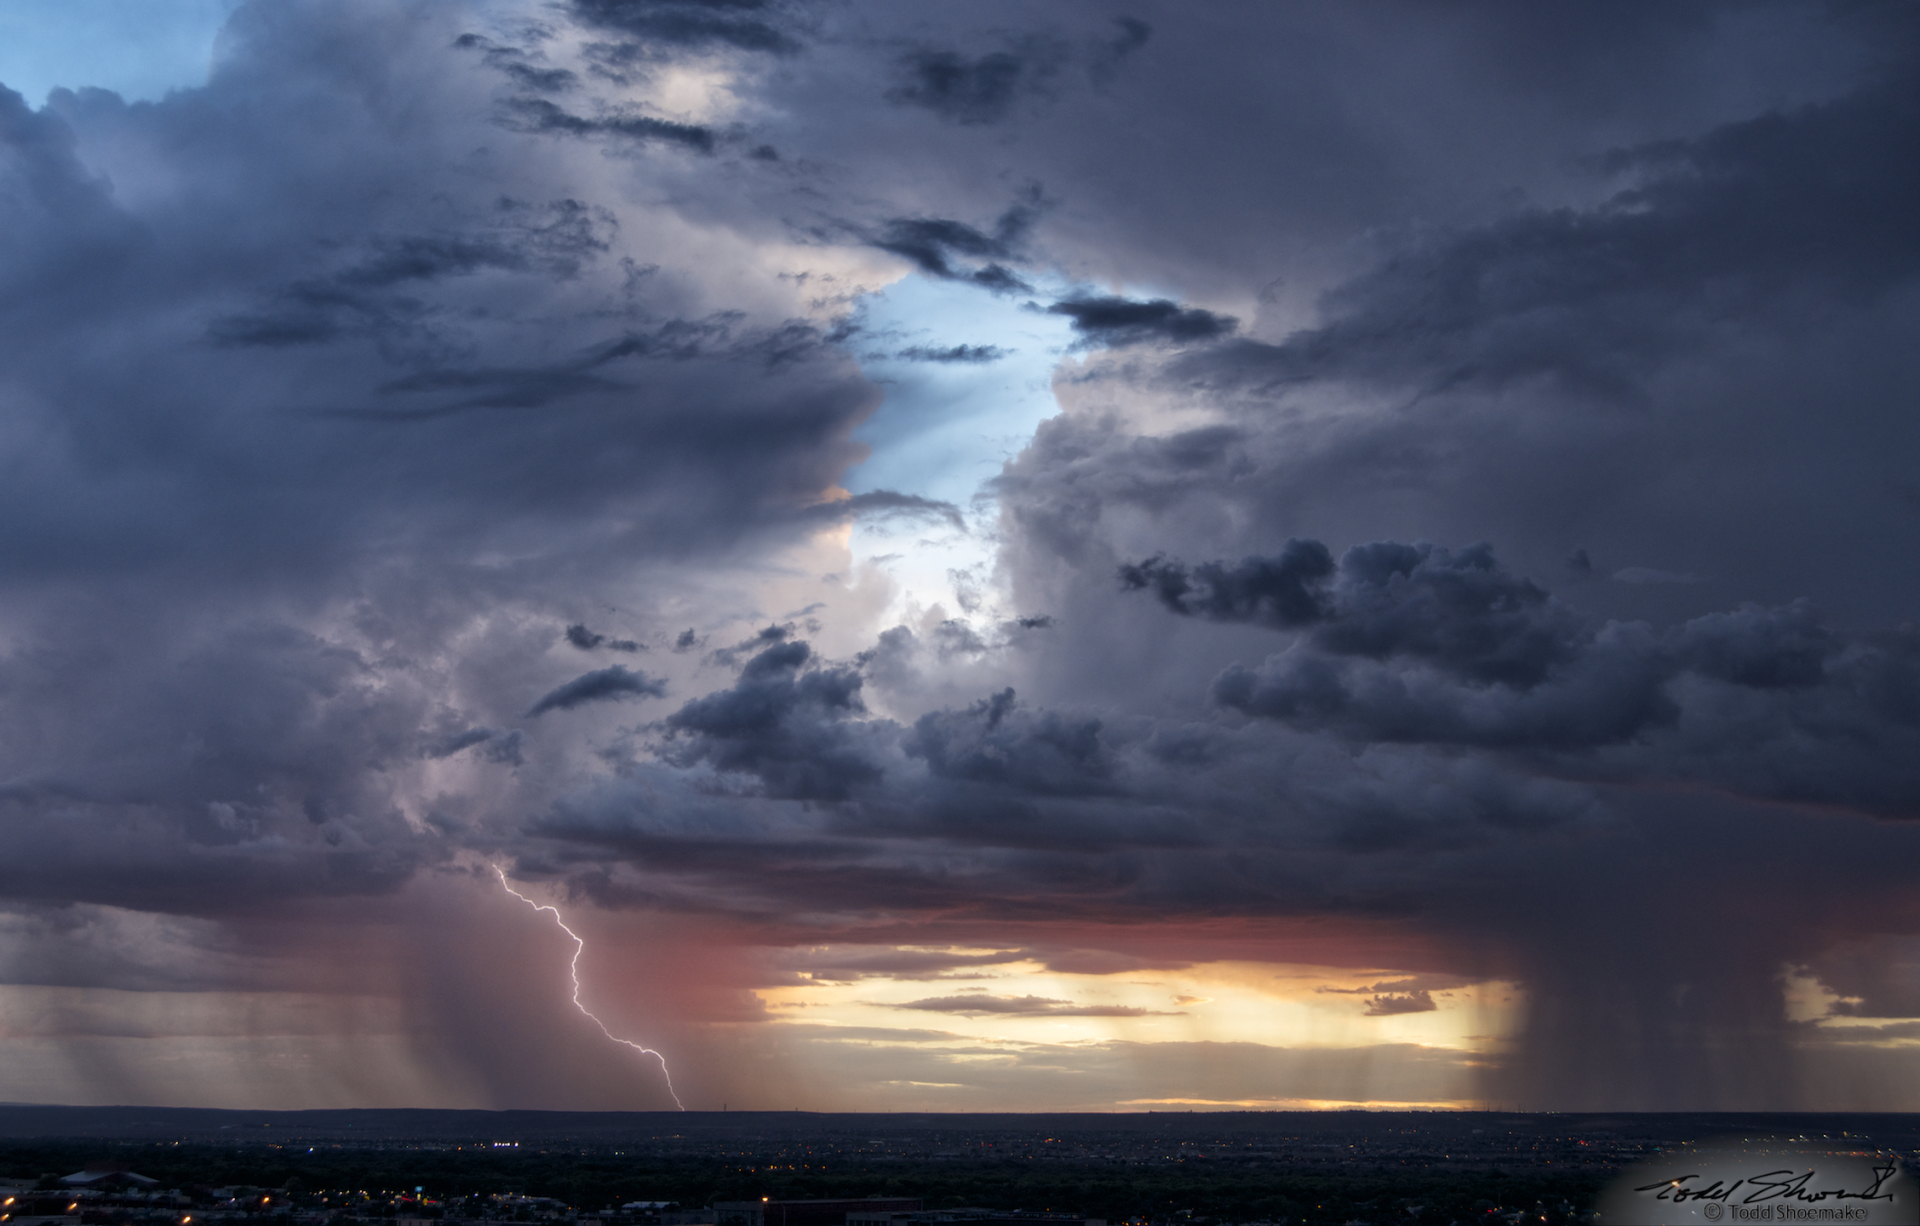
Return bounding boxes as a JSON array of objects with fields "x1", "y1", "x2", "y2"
[{"x1": 3, "y1": 1108, "x2": 1916, "y2": 1226}]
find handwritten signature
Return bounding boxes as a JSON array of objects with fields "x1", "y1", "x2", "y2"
[{"x1": 1634, "y1": 1165, "x2": 1901, "y2": 1206}]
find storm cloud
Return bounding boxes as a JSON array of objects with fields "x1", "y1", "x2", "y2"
[
  {"x1": 891, "y1": 994, "x2": 1176, "y2": 1018},
  {"x1": 2, "y1": 0, "x2": 1917, "y2": 1115},
  {"x1": 1047, "y1": 295, "x2": 1238, "y2": 348},
  {"x1": 528, "y1": 666, "x2": 669, "y2": 716}
]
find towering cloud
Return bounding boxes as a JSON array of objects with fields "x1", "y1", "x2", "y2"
[{"x1": 1, "y1": 0, "x2": 1916, "y2": 1113}]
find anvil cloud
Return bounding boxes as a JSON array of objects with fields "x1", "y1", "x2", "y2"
[{"x1": 1, "y1": 0, "x2": 1917, "y2": 1114}]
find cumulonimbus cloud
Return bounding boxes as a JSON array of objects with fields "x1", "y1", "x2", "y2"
[{"x1": 2, "y1": 0, "x2": 1917, "y2": 1115}]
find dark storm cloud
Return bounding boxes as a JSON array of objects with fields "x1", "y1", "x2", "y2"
[
  {"x1": 565, "y1": 624, "x2": 641, "y2": 652},
  {"x1": 660, "y1": 642, "x2": 882, "y2": 801},
  {"x1": 1176, "y1": 79, "x2": 1920, "y2": 400},
  {"x1": 868, "y1": 201, "x2": 1038, "y2": 292},
  {"x1": 806, "y1": 490, "x2": 967, "y2": 532},
  {"x1": 5, "y1": 0, "x2": 1920, "y2": 1113},
  {"x1": 568, "y1": 0, "x2": 804, "y2": 56},
  {"x1": 1319, "y1": 975, "x2": 1463, "y2": 997},
  {"x1": 0, "y1": 618, "x2": 445, "y2": 913},
  {"x1": 705, "y1": 622, "x2": 796, "y2": 668},
  {"x1": 885, "y1": 16, "x2": 1151, "y2": 125},
  {"x1": 452, "y1": 34, "x2": 578, "y2": 94},
  {"x1": 527, "y1": 666, "x2": 668, "y2": 716},
  {"x1": 530, "y1": 728, "x2": 1605, "y2": 950},
  {"x1": 1041, "y1": 949, "x2": 1190, "y2": 975},
  {"x1": 1047, "y1": 296, "x2": 1237, "y2": 348},
  {"x1": 209, "y1": 206, "x2": 615, "y2": 350},
  {"x1": 975, "y1": 53, "x2": 1920, "y2": 642},
  {"x1": 436, "y1": 3, "x2": 1917, "y2": 1114},
  {"x1": 565, "y1": 624, "x2": 602, "y2": 650},
  {"x1": 904, "y1": 688, "x2": 1115, "y2": 796},
  {"x1": 426, "y1": 726, "x2": 498, "y2": 758},
  {"x1": 975, "y1": 47, "x2": 1920, "y2": 598},
  {"x1": 894, "y1": 343, "x2": 1006, "y2": 363},
  {"x1": 1119, "y1": 539, "x2": 1335, "y2": 629},
  {"x1": 317, "y1": 313, "x2": 819, "y2": 419},
  {"x1": 0, "y1": 86, "x2": 143, "y2": 316},
  {"x1": 949, "y1": 20, "x2": 1918, "y2": 1106},
  {"x1": 886, "y1": 42, "x2": 1065, "y2": 127},
  {"x1": 1131, "y1": 540, "x2": 1584, "y2": 687},
  {"x1": 1119, "y1": 539, "x2": 1920, "y2": 815},
  {"x1": 345, "y1": 368, "x2": 623, "y2": 417},
  {"x1": 539, "y1": 645, "x2": 1242, "y2": 885},
  {"x1": 547, "y1": 624, "x2": 1593, "y2": 895},
  {"x1": 891, "y1": 993, "x2": 1175, "y2": 1018},
  {"x1": 495, "y1": 96, "x2": 717, "y2": 152},
  {"x1": 550, "y1": 611, "x2": 1612, "y2": 877},
  {"x1": 0, "y1": 0, "x2": 899, "y2": 932},
  {"x1": 930, "y1": 619, "x2": 989, "y2": 659},
  {"x1": 423, "y1": 726, "x2": 524, "y2": 765},
  {"x1": 1361, "y1": 990, "x2": 1436, "y2": 1016}
]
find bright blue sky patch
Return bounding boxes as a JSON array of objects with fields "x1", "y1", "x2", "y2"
[
  {"x1": 844, "y1": 273, "x2": 1073, "y2": 507},
  {"x1": 841, "y1": 274, "x2": 1074, "y2": 618},
  {"x1": 0, "y1": 0, "x2": 244, "y2": 105}
]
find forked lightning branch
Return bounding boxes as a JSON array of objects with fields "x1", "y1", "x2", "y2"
[{"x1": 493, "y1": 865, "x2": 685, "y2": 1110}]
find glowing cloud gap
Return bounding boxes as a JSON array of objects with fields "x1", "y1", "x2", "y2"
[{"x1": 493, "y1": 865, "x2": 686, "y2": 1110}]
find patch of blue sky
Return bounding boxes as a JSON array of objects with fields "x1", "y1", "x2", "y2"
[
  {"x1": 841, "y1": 274, "x2": 1075, "y2": 624},
  {"x1": 0, "y1": 0, "x2": 245, "y2": 106},
  {"x1": 843, "y1": 273, "x2": 1075, "y2": 506}
]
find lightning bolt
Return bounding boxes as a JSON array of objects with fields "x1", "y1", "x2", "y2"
[{"x1": 494, "y1": 865, "x2": 686, "y2": 1110}]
